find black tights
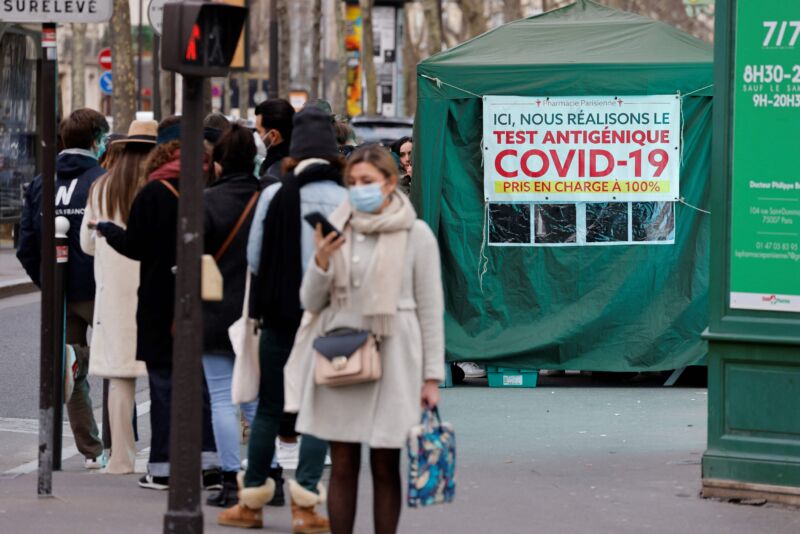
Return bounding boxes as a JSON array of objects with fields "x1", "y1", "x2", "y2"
[{"x1": 327, "y1": 442, "x2": 401, "y2": 534}]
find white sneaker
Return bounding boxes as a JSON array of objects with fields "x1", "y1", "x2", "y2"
[
  {"x1": 276, "y1": 439, "x2": 299, "y2": 470},
  {"x1": 457, "y1": 362, "x2": 487, "y2": 379},
  {"x1": 85, "y1": 457, "x2": 103, "y2": 470}
]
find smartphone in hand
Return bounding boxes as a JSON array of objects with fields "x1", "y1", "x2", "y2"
[{"x1": 303, "y1": 212, "x2": 341, "y2": 238}]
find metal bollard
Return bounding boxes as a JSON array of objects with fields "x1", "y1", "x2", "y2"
[{"x1": 52, "y1": 216, "x2": 69, "y2": 470}]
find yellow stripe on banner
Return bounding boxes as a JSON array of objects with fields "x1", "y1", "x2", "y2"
[{"x1": 493, "y1": 180, "x2": 672, "y2": 195}]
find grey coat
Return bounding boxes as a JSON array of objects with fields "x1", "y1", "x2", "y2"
[{"x1": 290, "y1": 219, "x2": 445, "y2": 448}]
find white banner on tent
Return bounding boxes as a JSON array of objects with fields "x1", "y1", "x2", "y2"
[{"x1": 483, "y1": 95, "x2": 681, "y2": 202}]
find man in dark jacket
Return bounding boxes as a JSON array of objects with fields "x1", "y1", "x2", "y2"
[
  {"x1": 255, "y1": 99, "x2": 294, "y2": 187},
  {"x1": 16, "y1": 108, "x2": 109, "y2": 467}
]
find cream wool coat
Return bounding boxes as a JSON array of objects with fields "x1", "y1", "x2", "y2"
[
  {"x1": 80, "y1": 186, "x2": 147, "y2": 378},
  {"x1": 287, "y1": 218, "x2": 445, "y2": 449}
]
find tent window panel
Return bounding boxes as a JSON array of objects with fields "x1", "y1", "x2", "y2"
[
  {"x1": 632, "y1": 202, "x2": 675, "y2": 242},
  {"x1": 586, "y1": 202, "x2": 629, "y2": 243},
  {"x1": 489, "y1": 203, "x2": 531, "y2": 244},
  {"x1": 534, "y1": 204, "x2": 577, "y2": 244}
]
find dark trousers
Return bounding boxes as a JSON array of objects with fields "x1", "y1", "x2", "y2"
[
  {"x1": 146, "y1": 363, "x2": 218, "y2": 477},
  {"x1": 65, "y1": 301, "x2": 103, "y2": 460},
  {"x1": 244, "y1": 327, "x2": 327, "y2": 491}
]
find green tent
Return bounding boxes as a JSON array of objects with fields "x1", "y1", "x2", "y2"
[{"x1": 413, "y1": 0, "x2": 713, "y2": 371}]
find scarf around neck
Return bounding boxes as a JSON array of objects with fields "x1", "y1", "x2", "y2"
[
  {"x1": 148, "y1": 149, "x2": 182, "y2": 181},
  {"x1": 255, "y1": 162, "x2": 342, "y2": 330},
  {"x1": 329, "y1": 191, "x2": 417, "y2": 337}
]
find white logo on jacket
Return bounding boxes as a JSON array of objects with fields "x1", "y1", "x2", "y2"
[{"x1": 55, "y1": 179, "x2": 78, "y2": 206}]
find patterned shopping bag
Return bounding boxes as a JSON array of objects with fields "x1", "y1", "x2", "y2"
[{"x1": 407, "y1": 407, "x2": 456, "y2": 507}]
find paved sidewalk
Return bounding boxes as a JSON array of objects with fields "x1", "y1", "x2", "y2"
[
  {"x1": 0, "y1": 248, "x2": 36, "y2": 298},
  {"x1": 1, "y1": 385, "x2": 798, "y2": 533}
]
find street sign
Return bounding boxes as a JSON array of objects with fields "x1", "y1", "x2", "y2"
[
  {"x1": 0, "y1": 0, "x2": 113, "y2": 23},
  {"x1": 99, "y1": 71, "x2": 113, "y2": 95},
  {"x1": 148, "y1": 0, "x2": 166, "y2": 35},
  {"x1": 98, "y1": 47, "x2": 112, "y2": 71}
]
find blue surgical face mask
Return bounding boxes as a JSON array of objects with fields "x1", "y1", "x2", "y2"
[
  {"x1": 349, "y1": 183, "x2": 385, "y2": 213},
  {"x1": 95, "y1": 133, "x2": 109, "y2": 159},
  {"x1": 253, "y1": 155, "x2": 265, "y2": 179}
]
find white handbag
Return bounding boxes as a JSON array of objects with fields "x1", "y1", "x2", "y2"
[{"x1": 230, "y1": 269, "x2": 260, "y2": 404}]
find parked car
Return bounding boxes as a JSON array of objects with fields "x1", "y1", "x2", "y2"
[{"x1": 350, "y1": 116, "x2": 413, "y2": 146}]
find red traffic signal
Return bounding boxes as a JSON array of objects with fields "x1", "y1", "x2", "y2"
[{"x1": 161, "y1": 1, "x2": 247, "y2": 77}]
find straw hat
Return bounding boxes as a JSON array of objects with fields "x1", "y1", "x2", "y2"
[{"x1": 111, "y1": 120, "x2": 158, "y2": 145}]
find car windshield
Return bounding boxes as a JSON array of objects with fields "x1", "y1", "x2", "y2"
[{"x1": 351, "y1": 119, "x2": 412, "y2": 145}]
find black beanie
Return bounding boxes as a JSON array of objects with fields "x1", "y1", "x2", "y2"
[{"x1": 289, "y1": 107, "x2": 340, "y2": 160}]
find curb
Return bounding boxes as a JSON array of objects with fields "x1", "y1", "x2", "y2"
[{"x1": 0, "y1": 279, "x2": 38, "y2": 299}]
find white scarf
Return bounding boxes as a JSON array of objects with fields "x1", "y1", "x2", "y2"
[{"x1": 329, "y1": 191, "x2": 417, "y2": 336}]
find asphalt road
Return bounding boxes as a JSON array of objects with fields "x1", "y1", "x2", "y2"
[
  {"x1": 0, "y1": 293, "x2": 106, "y2": 419},
  {"x1": 0, "y1": 293, "x2": 149, "y2": 473}
]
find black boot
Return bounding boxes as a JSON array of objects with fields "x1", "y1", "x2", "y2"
[
  {"x1": 267, "y1": 466, "x2": 285, "y2": 507},
  {"x1": 206, "y1": 471, "x2": 239, "y2": 508},
  {"x1": 202, "y1": 467, "x2": 223, "y2": 491}
]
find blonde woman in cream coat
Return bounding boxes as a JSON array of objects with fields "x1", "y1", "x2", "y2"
[{"x1": 287, "y1": 144, "x2": 444, "y2": 534}]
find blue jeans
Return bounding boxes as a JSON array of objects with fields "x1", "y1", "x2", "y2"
[{"x1": 203, "y1": 354, "x2": 258, "y2": 472}]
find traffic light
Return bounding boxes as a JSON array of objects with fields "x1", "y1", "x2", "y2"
[{"x1": 161, "y1": 0, "x2": 247, "y2": 77}]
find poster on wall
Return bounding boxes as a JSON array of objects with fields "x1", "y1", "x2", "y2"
[
  {"x1": 728, "y1": 3, "x2": 800, "y2": 313},
  {"x1": 345, "y1": 5, "x2": 363, "y2": 117},
  {"x1": 483, "y1": 95, "x2": 681, "y2": 203}
]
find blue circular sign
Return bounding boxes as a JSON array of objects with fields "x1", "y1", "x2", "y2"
[{"x1": 99, "y1": 71, "x2": 113, "y2": 95}]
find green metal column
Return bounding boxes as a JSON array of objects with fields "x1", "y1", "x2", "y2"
[{"x1": 702, "y1": 0, "x2": 800, "y2": 506}]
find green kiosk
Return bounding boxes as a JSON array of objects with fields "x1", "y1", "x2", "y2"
[{"x1": 702, "y1": 1, "x2": 800, "y2": 505}]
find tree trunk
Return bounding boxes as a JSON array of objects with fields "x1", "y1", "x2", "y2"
[
  {"x1": 421, "y1": 0, "x2": 442, "y2": 55},
  {"x1": 334, "y1": 0, "x2": 348, "y2": 117},
  {"x1": 458, "y1": 0, "x2": 487, "y2": 40},
  {"x1": 277, "y1": 0, "x2": 290, "y2": 100},
  {"x1": 403, "y1": 4, "x2": 422, "y2": 117},
  {"x1": 359, "y1": 0, "x2": 377, "y2": 115},
  {"x1": 70, "y1": 23, "x2": 86, "y2": 112},
  {"x1": 160, "y1": 70, "x2": 175, "y2": 118},
  {"x1": 111, "y1": 0, "x2": 136, "y2": 133},
  {"x1": 503, "y1": 0, "x2": 524, "y2": 23},
  {"x1": 310, "y1": 0, "x2": 322, "y2": 100}
]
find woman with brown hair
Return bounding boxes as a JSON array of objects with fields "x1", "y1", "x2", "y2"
[
  {"x1": 97, "y1": 115, "x2": 220, "y2": 490},
  {"x1": 80, "y1": 120, "x2": 155, "y2": 474}
]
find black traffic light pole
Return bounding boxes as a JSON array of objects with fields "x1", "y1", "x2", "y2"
[
  {"x1": 163, "y1": 75, "x2": 205, "y2": 533},
  {"x1": 37, "y1": 22, "x2": 58, "y2": 497}
]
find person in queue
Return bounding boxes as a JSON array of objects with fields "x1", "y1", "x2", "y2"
[
  {"x1": 255, "y1": 98, "x2": 295, "y2": 187},
  {"x1": 96, "y1": 116, "x2": 221, "y2": 491},
  {"x1": 218, "y1": 107, "x2": 347, "y2": 532},
  {"x1": 389, "y1": 136, "x2": 412, "y2": 195},
  {"x1": 201, "y1": 123, "x2": 261, "y2": 507},
  {"x1": 289, "y1": 144, "x2": 445, "y2": 534},
  {"x1": 79, "y1": 120, "x2": 156, "y2": 474},
  {"x1": 17, "y1": 108, "x2": 109, "y2": 469}
]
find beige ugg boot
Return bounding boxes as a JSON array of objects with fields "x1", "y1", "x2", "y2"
[
  {"x1": 288, "y1": 479, "x2": 330, "y2": 534},
  {"x1": 218, "y1": 472, "x2": 276, "y2": 529}
]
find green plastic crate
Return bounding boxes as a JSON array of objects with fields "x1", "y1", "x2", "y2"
[{"x1": 486, "y1": 366, "x2": 538, "y2": 388}]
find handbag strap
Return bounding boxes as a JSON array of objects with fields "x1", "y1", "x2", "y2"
[
  {"x1": 215, "y1": 191, "x2": 259, "y2": 262},
  {"x1": 421, "y1": 407, "x2": 442, "y2": 430},
  {"x1": 158, "y1": 179, "x2": 180, "y2": 198},
  {"x1": 241, "y1": 268, "x2": 252, "y2": 317}
]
